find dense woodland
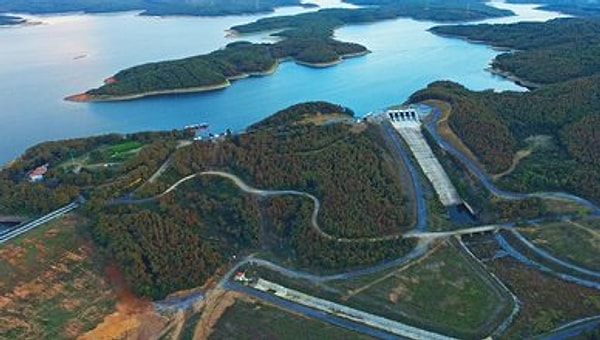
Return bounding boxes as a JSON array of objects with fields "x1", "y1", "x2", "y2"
[
  {"x1": 0, "y1": 102, "x2": 416, "y2": 298},
  {"x1": 0, "y1": 131, "x2": 183, "y2": 216},
  {"x1": 93, "y1": 177, "x2": 261, "y2": 298},
  {"x1": 0, "y1": 0, "x2": 303, "y2": 16},
  {"x1": 87, "y1": 42, "x2": 279, "y2": 97},
  {"x1": 81, "y1": 0, "x2": 512, "y2": 100},
  {"x1": 263, "y1": 195, "x2": 415, "y2": 269},
  {"x1": 410, "y1": 78, "x2": 600, "y2": 203},
  {"x1": 416, "y1": 18, "x2": 600, "y2": 203},
  {"x1": 232, "y1": 2, "x2": 511, "y2": 35},
  {"x1": 158, "y1": 102, "x2": 414, "y2": 239},
  {"x1": 84, "y1": 38, "x2": 367, "y2": 99},
  {"x1": 96, "y1": 102, "x2": 416, "y2": 297},
  {"x1": 506, "y1": 0, "x2": 600, "y2": 16},
  {"x1": 431, "y1": 18, "x2": 600, "y2": 85}
]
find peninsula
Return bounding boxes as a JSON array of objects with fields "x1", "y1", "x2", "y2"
[
  {"x1": 429, "y1": 18, "x2": 600, "y2": 86},
  {"x1": 67, "y1": 0, "x2": 513, "y2": 102},
  {"x1": 66, "y1": 39, "x2": 368, "y2": 102},
  {"x1": 0, "y1": 14, "x2": 25, "y2": 26}
]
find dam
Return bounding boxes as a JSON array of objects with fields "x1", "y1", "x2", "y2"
[{"x1": 387, "y1": 107, "x2": 462, "y2": 207}]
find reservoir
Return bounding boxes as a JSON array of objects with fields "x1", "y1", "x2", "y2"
[{"x1": 0, "y1": 1, "x2": 565, "y2": 165}]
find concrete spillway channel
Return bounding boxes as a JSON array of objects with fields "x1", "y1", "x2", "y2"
[{"x1": 390, "y1": 118, "x2": 461, "y2": 207}]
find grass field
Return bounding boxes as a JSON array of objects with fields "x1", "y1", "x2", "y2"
[
  {"x1": 246, "y1": 240, "x2": 511, "y2": 339},
  {"x1": 339, "y1": 241, "x2": 511, "y2": 338},
  {"x1": 522, "y1": 219, "x2": 600, "y2": 272},
  {"x1": 107, "y1": 140, "x2": 143, "y2": 156},
  {"x1": 543, "y1": 198, "x2": 596, "y2": 216},
  {"x1": 0, "y1": 214, "x2": 116, "y2": 339},
  {"x1": 209, "y1": 299, "x2": 374, "y2": 340}
]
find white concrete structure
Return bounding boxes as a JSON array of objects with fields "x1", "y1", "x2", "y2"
[
  {"x1": 388, "y1": 110, "x2": 462, "y2": 206},
  {"x1": 387, "y1": 107, "x2": 420, "y2": 123},
  {"x1": 253, "y1": 278, "x2": 456, "y2": 340}
]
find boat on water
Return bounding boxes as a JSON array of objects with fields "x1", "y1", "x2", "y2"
[{"x1": 184, "y1": 122, "x2": 209, "y2": 130}]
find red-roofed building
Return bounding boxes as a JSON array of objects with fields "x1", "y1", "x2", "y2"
[
  {"x1": 234, "y1": 271, "x2": 249, "y2": 282},
  {"x1": 28, "y1": 163, "x2": 48, "y2": 182}
]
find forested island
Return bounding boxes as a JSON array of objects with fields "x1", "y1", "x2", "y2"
[
  {"x1": 0, "y1": 0, "x2": 306, "y2": 17},
  {"x1": 68, "y1": 0, "x2": 513, "y2": 102},
  {"x1": 67, "y1": 39, "x2": 368, "y2": 102},
  {"x1": 430, "y1": 18, "x2": 600, "y2": 86}
]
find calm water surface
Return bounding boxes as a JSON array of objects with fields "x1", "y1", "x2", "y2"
[{"x1": 0, "y1": 1, "x2": 565, "y2": 165}]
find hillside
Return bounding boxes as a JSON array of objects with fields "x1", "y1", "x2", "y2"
[
  {"x1": 0, "y1": 102, "x2": 416, "y2": 299},
  {"x1": 430, "y1": 18, "x2": 600, "y2": 86},
  {"x1": 409, "y1": 77, "x2": 600, "y2": 204}
]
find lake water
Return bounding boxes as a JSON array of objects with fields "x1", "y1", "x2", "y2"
[{"x1": 0, "y1": 1, "x2": 566, "y2": 165}]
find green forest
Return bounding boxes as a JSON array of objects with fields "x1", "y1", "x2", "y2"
[
  {"x1": 414, "y1": 18, "x2": 600, "y2": 203},
  {"x1": 81, "y1": 38, "x2": 367, "y2": 100},
  {"x1": 86, "y1": 42, "x2": 279, "y2": 98},
  {"x1": 506, "y1": 0, "x2": 600, "y2": 16},
  {"x1": 0, "y1": 102, "x2": 416, "y2": 299},
  {"x1": 76, "y1": 0, "x2": 513, "y2": 101},
  {"x1": 232, "y1": 1, "x2": 512, "y2": 35},
  {"x1": 410, "y1": 77, "x2": 600, "y2": 203},
  {"x1": 431, "y1": 18, "x2": 600, "y2": 85},
  {"x1": 0, "y1": 0, "x2": 303, "y2": 16}
]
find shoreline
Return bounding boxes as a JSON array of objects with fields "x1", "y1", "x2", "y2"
[
  {"x1": 429, "y1": 30, "x2": 517, "y2": 52},
  {"x1": 65, "y1": 81, "x2": 232, "y2": 102},
  {"x1": 429, "y1": 30, "x2": 540, "y2": 90},
  {"x1": 486, "y1": 66, "x2": 541, "y2": 90},
  {"x1": 296, "y1": 50, "x2": 371, "y2": 68},
  {"x1": 65, "y1": 50, "x2": 369, "y2": 102}
]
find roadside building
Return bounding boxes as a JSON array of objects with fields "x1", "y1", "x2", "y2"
[{"x1": 28, "y1": 163, "x2": 49, "y2": 182}]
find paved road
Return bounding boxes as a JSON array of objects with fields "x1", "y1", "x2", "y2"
[
  {"x1": 495, "y1": 232, "x2": 600, "y2": 290},
  {"x1": 423, "y1": 106, "x2": 600, "y2": 215},
  {"x1": 457, "y1": 237, "x2": 521, "y2": 338},
  {"x1": 538, "y1": 315, "x2": 600, "y2": 340},
  {"x1": 510, "y1": 229, "x2": 600, "y2": 278},
  {"x1": 404, "y1": 223, "x2": 514, "y2": 239},
  {"x1": 0, "y1": 201, "x2": 79, "y2": 245},
  {"x1": 224, "y1": 281, "x2": 402, "y2": 340},
  {"x1": 221, "y1": 240, "x2": 430, "y2": 286},
  {"x1": 115, "y1": 170, "x2": 426, "y2": 243},
  {"x1": 381, "y1": 121, "x2": 428, "y2": 232},
  {"x1": 252, "y1": 278, "x2": 457, "y2": 339}
]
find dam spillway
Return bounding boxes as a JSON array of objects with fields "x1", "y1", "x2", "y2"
[{"x1": 388, "y1": 109, "x2": 462, "y2": 207}]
